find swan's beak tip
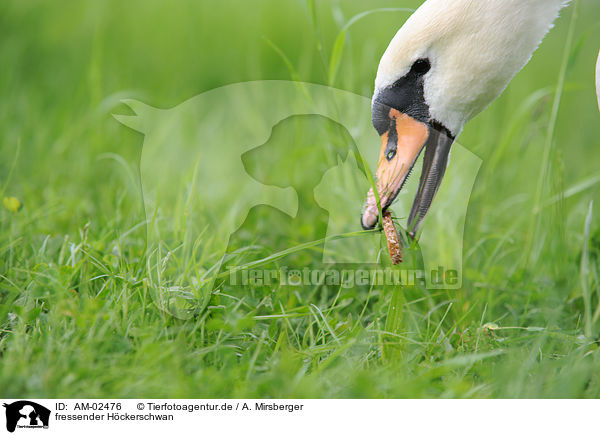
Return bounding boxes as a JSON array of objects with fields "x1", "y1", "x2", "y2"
[
  {"x1": 361, "y1": 213, "x2": 378, "y2": 230},
  {"x1": 361, "y1": 188, "x2": 380, "y2": 230}
]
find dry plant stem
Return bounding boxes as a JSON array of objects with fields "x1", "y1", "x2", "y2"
[{"x1": 382, "y1": 210, "x2": 402, "y2": 265}]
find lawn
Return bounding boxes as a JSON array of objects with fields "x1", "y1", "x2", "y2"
[{"x1": 1, "y1": 0, "x2": 600, "y2": 398}]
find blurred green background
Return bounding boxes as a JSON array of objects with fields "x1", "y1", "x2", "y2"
[{"x1": 1, "y1": 0, "x2": 600, "y2": 398}]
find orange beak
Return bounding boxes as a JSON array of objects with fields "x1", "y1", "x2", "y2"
[{"x1": 361, "y1": 109, "x2": 429, "y2": 230}]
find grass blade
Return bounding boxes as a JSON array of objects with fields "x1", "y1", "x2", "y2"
[
  {"x1": 0, "y1": 139, "x2": 21, "y2": 200},
  {"x1": 581, "y1": 201, "x2": 594, "y2": 338},
  {"x1": 543, "y1": 173, "x2": 600, "y2": 207},
  {"x1": 328, "y1": 8, "x2": 413, "y2": 86},
  {"x1": 527, "y1": 1, "x2": 578, "y2": 263}
]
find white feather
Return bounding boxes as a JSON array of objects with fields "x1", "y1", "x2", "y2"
[
  {"x1": 376, "y1": 0, "x2": 569, "y2": 135},
  {"x1": 596, "y1": 52, "x2": 600, "y2": 109}
]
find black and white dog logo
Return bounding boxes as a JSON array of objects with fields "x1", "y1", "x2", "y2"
[{"x1": 3, "y1": 401, "x2": 50, "y2": 432}]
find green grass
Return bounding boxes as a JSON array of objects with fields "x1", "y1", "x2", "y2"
[{"x1": 1, "y1": 0, "x2": 600, "y2": 398}]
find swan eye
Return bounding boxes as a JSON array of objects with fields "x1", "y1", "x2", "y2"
[{"x1": 411, "y1": 58, "x2": 431, "y2": 75}]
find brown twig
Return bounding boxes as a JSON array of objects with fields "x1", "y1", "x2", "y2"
[{"x1": 382, "y1": 210, "x2": 402, "y2": 265}]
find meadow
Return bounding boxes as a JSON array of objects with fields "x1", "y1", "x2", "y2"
[{"x1": 1, "y1": 0, "x2": 600, "y2": 398}]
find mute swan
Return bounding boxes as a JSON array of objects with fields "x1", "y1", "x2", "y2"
[{"x1": 361, "y1": 0, "x2": 570, "y2": 236}]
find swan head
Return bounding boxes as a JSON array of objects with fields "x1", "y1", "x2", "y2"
[{"x1": 361, "y1": 0, "x2": 567, "y2": 233}]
